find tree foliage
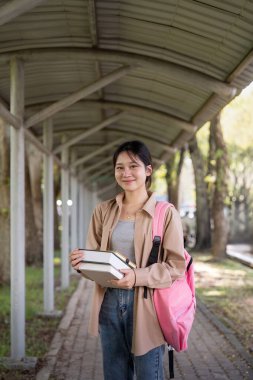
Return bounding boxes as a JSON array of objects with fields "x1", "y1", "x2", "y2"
[
  {"x1": 196, "y1": 83, "x2": 253, "y2": 246},
  {"x1": 221, "y1": 83, "x2": 253, "y2": 242}
]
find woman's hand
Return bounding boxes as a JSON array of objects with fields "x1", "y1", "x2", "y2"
[
  {"x1": 69, "y1": 248, "x2": 84, "y2": 270},
  {"x1": 109, "y1": 269, "x2": 136, "y2": 289}
]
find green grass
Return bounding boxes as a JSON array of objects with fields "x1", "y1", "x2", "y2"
[
  {"x1": 0, "y1": 264, "x2": 79, "y2": 358},
  {"x1": 193, "y1": 252, "x2": 253, "y2": 355}
]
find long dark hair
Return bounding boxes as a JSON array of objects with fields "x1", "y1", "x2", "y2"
[{"x1": 113, "y1": 140, "x2": 153, "y2": 188}]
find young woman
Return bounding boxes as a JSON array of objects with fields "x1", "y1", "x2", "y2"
[{"x1": 70, "y1": 140, "x2": 186, "y2": 380}]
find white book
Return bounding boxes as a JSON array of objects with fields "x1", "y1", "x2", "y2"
[
  {"x1": 78, "y1": 262, "x2": 124, "y2": 288},
  {"x1": 78, "y1": 249, "x2": 136, "y2": 288}
]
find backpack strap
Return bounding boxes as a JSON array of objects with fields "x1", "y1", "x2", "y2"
[
  {"x1": 168, "y1": 346, "x2": 175, "y2": 379},
  {"x1": 186, "y1": 255, "x2": 193, "y2": 271},
  {"x1": 144, "y1": 202, "x2": 171, "y2": 298}
]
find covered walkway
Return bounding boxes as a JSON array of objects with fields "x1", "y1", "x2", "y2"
[
  {"x1": 1, "y1": 0, "x2": 253, "y2": 370},
  {"x1": 36, "y1": 278, "x2": 253, "y2": 380}
]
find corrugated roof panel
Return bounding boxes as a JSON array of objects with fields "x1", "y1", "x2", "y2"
[
  {"x1": 115, "y1": 118, "x2": 177, "y2": 142},
  {"x1": 97, "y1": 0, "x2": 253, "y2": 79},
  {"x1": 0, "y1": 0, "x2": 92, "y2": 51},
  {"x1": 23, "y1": 61, "x2": 98, "y2": 105}
]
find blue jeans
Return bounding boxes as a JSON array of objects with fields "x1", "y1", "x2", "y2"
[{"x1": 99, "y1": 288, "x2": 165, "y2": 380}]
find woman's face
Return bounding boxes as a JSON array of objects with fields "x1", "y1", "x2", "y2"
[{"x1": 114, "y1": 151, "x2": 152, "y2": 192}]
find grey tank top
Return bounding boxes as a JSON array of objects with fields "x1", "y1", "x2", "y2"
[{"x1": 110, "y1": 220, "x2": 135, "y2": 264}]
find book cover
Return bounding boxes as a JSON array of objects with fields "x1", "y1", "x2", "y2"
[
  {"x1": 80, "y1": 249, "x2": 136, "y2": 269},
  {"x1": 78, "y1": 249, "x2": 136, "y2": 288},
  {"x1": 78, "y1": 262, "x2": 124, "y2": 288}
]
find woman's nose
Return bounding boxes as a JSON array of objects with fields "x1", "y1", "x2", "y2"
[{"x1": 122, "y1": 167, "x2": 131, "y2": 176}]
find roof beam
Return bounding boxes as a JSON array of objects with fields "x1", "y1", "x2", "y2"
[
  {"x1": 191, "y1": 50, "x2": 253, "y2": 128},
  {"x1": 72, "y1": 138, "x2": 123, "y2": 168},
  {"x1": 0, "y1": 98, "x2": 69, "y2": 171},
  {"x1": 80, "y1": 100, "x2": 196, "y2": 132},
  {"x1": 86, "y1": 100, "x2": 196, "y2": 132},
  {"x1": 87, "y1": 0, "x2": 98, "y2": 46},
  {"x1": 81, "y1": 156, "x2": 112, "y2": 176},
  {"x1": 226, "y1": 49, "x2": 253, "y2": 83},
  {"x1": 26, "y1": 99, "x2": 196, "y2": 133},
  {"x1": 0, "y1": 101, "x2": 21, "y2": 129},
  {"x1": 109, "y1": 127, "x2": 176, "y2": 153},
  {"x1": 0, "y1": 0, "x2": 46, "y2": 26},
  {"x1": 24, "y1": 65, "x2": 134, "y2": 128},
  {"x1": 84, "y1": 165, "x2": 112, "y2": 184},
  {"x1": 2, "y1": 48, "x2": 237, "y2": 97},
  {"x1": 53, "y1": 112, "x2": 125, "y2": 154}
]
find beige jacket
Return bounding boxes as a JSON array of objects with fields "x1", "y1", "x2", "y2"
[{"x1": 86, "y1": 191, "x2": 186, "y2": 356}]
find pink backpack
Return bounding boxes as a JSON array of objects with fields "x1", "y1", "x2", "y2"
[{"x1": 146, "y1": 201, "x2": 196, "y2": 378}]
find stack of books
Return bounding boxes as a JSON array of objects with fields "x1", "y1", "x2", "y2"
[{"x1": 78, "y1": 249, "x2": 136, "y2": 288}]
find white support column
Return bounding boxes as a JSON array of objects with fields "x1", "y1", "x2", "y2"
[
  {"x1": 84, "y1": 185, "x2": 91, "y2": 243},
  {"x1": 70, "y1": 176, "x2": 78, "y2": 250},
  {"x1": 61, "y1": 147, "x2": 70, "y2": 289},
  {"x1": 70, "y1": 152, "x2": 78, "y2": 251},
  {"x1": 43, "y1": 119, "x2": 55, "y2": 314},
  {"x1": 10, "y1": 58, "x2": 25, "y2": 360},
  {"x1": 78, "y1": 184, "x2": 85, "y2": 248}
]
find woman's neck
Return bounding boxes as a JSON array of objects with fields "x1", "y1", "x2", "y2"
[{"x1": 123, "y1": 189, "x2": 149, "y2": 206}]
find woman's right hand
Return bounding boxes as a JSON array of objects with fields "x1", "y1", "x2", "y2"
[{"x1": 69, "y1": 248, "x2": 84, "y2": 270}]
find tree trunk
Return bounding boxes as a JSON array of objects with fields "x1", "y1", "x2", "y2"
[
  {"x1": 211, "y1": 114, "x2": 229, "y2": 259},
  {"x1": 0, "y1": 119, "x2": 10, "y2": 284},
  {"x1": 188, "y1": 135, "x2": 211, "y2": 249},
  {"x1": 25, "y1": 150, "x2": 42, "y2": 264},
  {"x1": 207, "y1": 119, "x2": 216, "y2": 206},
  {"x1": 165, "y1": 148, "x2": 185, "y2": 209}
]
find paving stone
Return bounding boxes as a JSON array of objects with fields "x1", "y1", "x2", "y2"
[{"x1": 36, "y1": 279, "x2": 253, "y2": 380}]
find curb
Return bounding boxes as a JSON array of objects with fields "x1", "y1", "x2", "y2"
[{"x1": 36, "y1": 278, "x2": 86, "y2": 380}]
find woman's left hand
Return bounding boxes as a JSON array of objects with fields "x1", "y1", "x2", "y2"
[{"x1": 109, "y1": 269, "x2": 136, "y2": 289}]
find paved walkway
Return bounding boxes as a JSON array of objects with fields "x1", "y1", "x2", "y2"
[
  {"x1": 227, "y1": 244, "x2": 253, "y2": 267},
  {"x1": 36, "y1": 278, "x2": 253, "y2": 380}
]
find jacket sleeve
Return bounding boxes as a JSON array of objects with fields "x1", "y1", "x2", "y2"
[
  {"x1": 86, "y1": 203, "x2": 103, "y2": 250},
  {"x1": 134, "y1": 207, "x2": 186, "y2": 288}
]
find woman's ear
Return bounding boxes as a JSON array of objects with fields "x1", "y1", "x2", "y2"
[{"x1": 146, "y1": 165, "x2": 152, "y2": 176}]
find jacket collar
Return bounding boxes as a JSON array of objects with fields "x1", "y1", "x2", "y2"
[{"x1": 115, "y1": 191, "x2": 157, "y2": 218}]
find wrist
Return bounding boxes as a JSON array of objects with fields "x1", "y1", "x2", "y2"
[{"x1": 132, "y1": 269, "x2": 136, "y2": 288}]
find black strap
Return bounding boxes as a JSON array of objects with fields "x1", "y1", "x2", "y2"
[
  {"x1": 147, "y1": 236, "x2": 161, "y2": 266},
  {"x1": 168, "y1": 348, "x2": 174, "y2": 378},
  {"x1": 144, "y1": 236, "x2": 161, "y2": 299},
  {"x1": 186, "y1": 256, "x2": 193, "y2": 272}
]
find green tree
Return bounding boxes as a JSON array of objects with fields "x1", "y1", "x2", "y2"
[
  {"x1": 211, "y1": 114, "x2": 229, "y2": 259},
  {"x1": 228, "y1": 146, "x2": 253, "y2": 242},
  {"x1": 221, "y1": 83, "x2": 253, "y2": 244}
]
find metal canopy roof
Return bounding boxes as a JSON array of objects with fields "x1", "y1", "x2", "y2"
[{"x1": 1, "y1": 0, "x2": 253, "y2": 199}]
